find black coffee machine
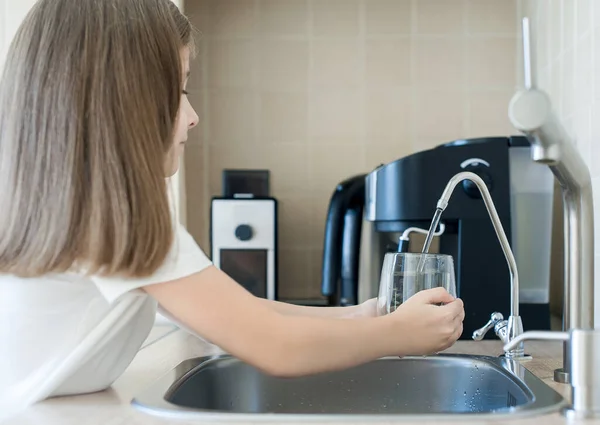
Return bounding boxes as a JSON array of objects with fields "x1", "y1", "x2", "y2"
[
  {"x1": 321, "y1": 136, "x2": 554, "y2": 339},
  {"x1": 321, "y1": 175, "x2": 365, "y2": 307}
]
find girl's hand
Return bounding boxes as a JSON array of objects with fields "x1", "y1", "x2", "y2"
[{"x1": 390, "y1": 287, "x2": 464, "y2": 355}]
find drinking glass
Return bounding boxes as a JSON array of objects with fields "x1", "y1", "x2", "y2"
[{"x1": 376, "y1": 252, "x2": 457, "y2": 316}]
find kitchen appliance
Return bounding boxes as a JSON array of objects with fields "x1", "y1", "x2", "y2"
[
  {"x1": 321, "y1": 175, "x2": 365, "y2": 306},
  {"x1": 210, "y1": 170, "x2": 278, "y2": 300},
  {"x1": 221, "y1": 169, "x2": 270, "y2": 198},
  {"x1": 321, "y1": 136, "x2": 555, "y2": 338}
]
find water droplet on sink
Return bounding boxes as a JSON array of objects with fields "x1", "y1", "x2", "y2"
[{"x1": 463, "y1": 391, "x2": 467, "y2": 396}]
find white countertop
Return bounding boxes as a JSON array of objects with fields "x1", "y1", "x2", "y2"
[{"x1": 4, "y1": 325, "x2": 599, "y2": 425}]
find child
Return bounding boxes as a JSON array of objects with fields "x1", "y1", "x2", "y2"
[{"x1": 0, "y1": 0, "x2": 464, "y2": 419}]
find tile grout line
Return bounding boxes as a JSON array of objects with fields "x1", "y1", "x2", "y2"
[
  {"x1": 201, "y1": 18, "x2": 210, "y2": 251},
  {"x1": 462, "y1": 0, "x2": 470, "y2": 139},
  {"x1": 306, "y1": 0, "x2": 315, "y2": 300},
  {"x1": 409, "y1": 0, "x2": 418, "y2": 150},
  {"x1": 253, "y1": 0, "x2": 261, "y2": 154},
  {"x1": 359, "y1": 0, "x2": 367, "y2": 172}
]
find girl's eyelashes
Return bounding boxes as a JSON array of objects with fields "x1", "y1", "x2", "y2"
[{"x1": 182, "y1": 90, "x2": 189, "y2": 95}]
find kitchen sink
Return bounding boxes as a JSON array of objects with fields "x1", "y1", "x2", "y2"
[{"x1": 132, "y1": 354, "x2": 565, "y2": 421}]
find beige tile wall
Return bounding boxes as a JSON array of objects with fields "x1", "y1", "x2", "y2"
[
  {"x1": 519, "y1": 0, "x2": 600, "y2": 326},
  {"x1": 184, "y1": 0, "x2": 521, "y2": 300}
]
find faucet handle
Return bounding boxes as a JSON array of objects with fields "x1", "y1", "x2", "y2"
[{"x1": 472, "y1": 312, "x2": 504, "y2": 341}]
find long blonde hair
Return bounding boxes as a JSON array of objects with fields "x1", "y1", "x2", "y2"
[{"x1": 0, "y1": 0, "x2": 193, "y2": 278}]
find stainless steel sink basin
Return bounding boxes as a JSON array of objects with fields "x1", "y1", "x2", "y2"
[{"x1": 132, "y1": 354, "x2": 565, "y2": 421}]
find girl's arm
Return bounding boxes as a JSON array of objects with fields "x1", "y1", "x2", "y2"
[{"x1": 143, "y1": 265, "x2": 463, "y2": 378}]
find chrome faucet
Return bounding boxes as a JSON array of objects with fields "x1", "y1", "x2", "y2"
[
  {"x1": 434, "y1": 171, "x2": 526, "y2": 359},
  {"x1": 503, "y1": 18, "x2": 596, "y2": 419}
]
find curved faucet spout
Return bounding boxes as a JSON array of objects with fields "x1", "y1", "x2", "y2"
[
  {"x1": 436, "y1": 171, "x2": 519, "y2": 318},
  {"x1": 436, "y1": 171, "x2": 524, "y2": 357}
]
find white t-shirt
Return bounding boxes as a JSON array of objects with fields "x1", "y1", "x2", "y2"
[{"x1": 0, "y1": 222, "x2": 212, "y2": 421}]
